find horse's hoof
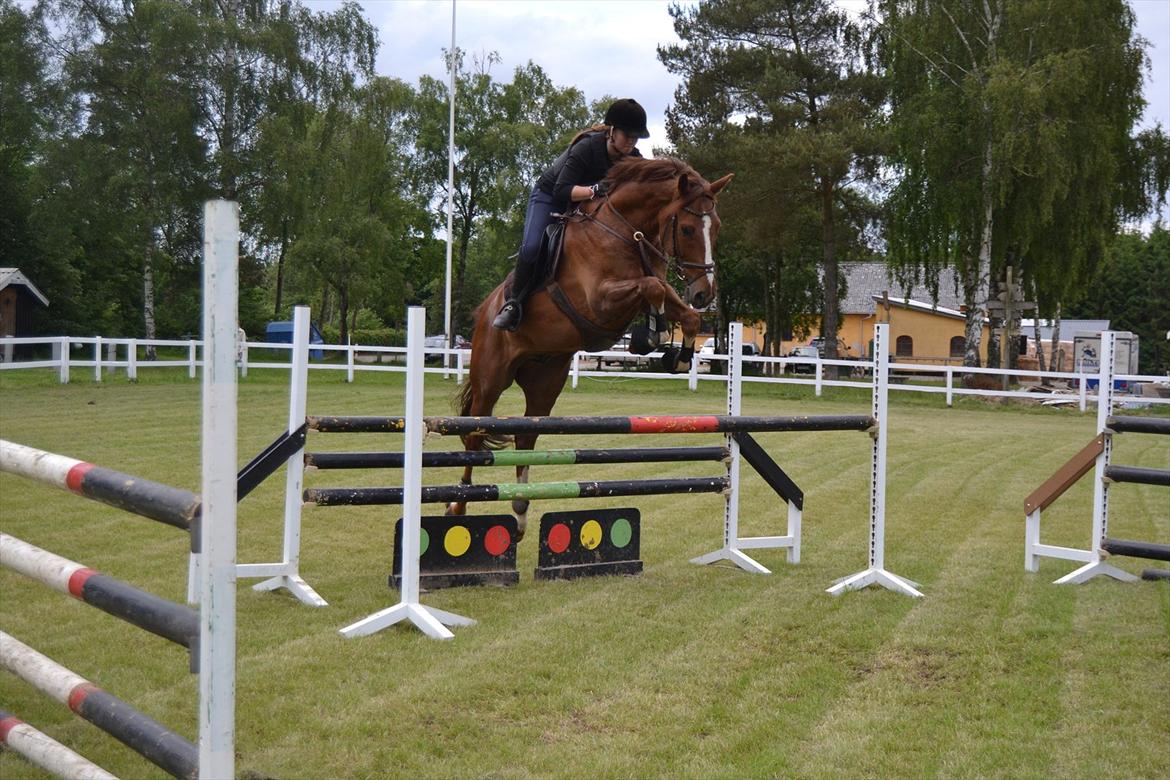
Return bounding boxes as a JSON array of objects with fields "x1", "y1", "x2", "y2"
[
  {"x1": 659, "y1": 346, "x2": 681, "y2": 372},
  {"x1": 445, "y1": 502, "x2": 466, "y2": 516},
  {"x1": 513, "y1": 513, "x2": 527, "y2": 541}
]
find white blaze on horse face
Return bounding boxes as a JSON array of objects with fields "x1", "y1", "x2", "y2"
[{"x1": 701, "y1": 214, "x2": 714, "y2": 287}]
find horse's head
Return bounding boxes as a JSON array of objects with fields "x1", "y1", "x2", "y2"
[{"x1": 665, "y1": 171, "x2": 734, "y2": 311}]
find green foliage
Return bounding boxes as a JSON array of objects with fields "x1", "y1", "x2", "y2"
[
  {"x1": 1065, "y1": 226, "x2": 1170, "y2": 374},
  {"x1": 877, "y1": 0, "x2": 1161, "y2": 354},
  {"x1": 660, "y1": 0, "x2": 886, "y2": 359}
]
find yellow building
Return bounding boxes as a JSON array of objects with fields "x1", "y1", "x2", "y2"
[{"x1": 695, "y1": 262, "x2": 989, "y2": 364}]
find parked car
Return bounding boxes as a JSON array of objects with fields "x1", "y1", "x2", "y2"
[
  {"x1": 788, "y1": 345, "x2": 820, "y2": 374},
  {"x1": 808, "y1": 336, "x2": 849, "y2": 357}
]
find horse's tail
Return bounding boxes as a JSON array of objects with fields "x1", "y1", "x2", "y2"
[{"x1": 452, "y1": 349, "x2": 512, "y2": 451}]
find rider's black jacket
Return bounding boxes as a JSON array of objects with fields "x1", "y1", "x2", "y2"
[{"x1": 535, "y1": 131, "x2": 643, "y2": 209}]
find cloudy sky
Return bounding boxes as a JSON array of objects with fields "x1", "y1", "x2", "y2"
[{"x1": 329, "y1": 0, "x2": 1169, "y2": 162}]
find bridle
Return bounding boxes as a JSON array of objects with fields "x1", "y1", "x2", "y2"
[{"x1": 576, "y1": 186, "x2": 718, "y2": 284}]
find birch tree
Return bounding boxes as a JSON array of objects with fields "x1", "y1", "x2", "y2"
[{"x1": 878, "y1": 0, "x2": 1155, "y2": 367}]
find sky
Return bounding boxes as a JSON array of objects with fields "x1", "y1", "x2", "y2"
[{"x1": 326, "y1": 0, "x2": 1170, "y2": 164}]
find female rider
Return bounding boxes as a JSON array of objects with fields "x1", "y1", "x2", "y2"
[{"x1": 491, "y1": 98, "x2": 651, "y2": 331}]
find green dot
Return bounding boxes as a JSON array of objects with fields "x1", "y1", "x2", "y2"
[
  {"x1": 610, "y1": 518, "x2": 633, "y2": 548},
  {"x1": 418, "y1": 527, "x2": 430, "y2": 557}
]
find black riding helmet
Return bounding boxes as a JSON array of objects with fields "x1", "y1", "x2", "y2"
[{"x1": 604, "y1": 98, "x2": 651, "y2": 139}]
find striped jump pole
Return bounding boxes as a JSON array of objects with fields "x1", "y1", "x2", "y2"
[
  {"x1": 0, "y1": 533, "x2": 199, "y2": 653},
  {"x1": 0, "y1": 439, "x2": 200, "y2": 531},
  {"x1": 306, "y1": 475, "x2": 731, "y2": 506},
  {"x1": 305, "y1": 445, "x2": 731, "y2": 470},
  {"x1": 0, "y1": 709, "x2": 117, "y2": 780},
  {"x1": 0, "y1": 631, "x2": 199, "y2": 779},
  {"x1": 308, "y1": 413, "x2": 875, "y2": 436},
  {"x1": 1106, "y1": 415, "x2": 1170, "y2": 436}
]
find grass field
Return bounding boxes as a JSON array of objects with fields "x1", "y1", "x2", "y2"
[{"x1": 1, "y1": 367, "x2": 1167, "y2": 780}]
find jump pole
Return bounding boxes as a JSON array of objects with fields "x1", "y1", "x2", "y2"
[
  {"x1": 692, "y1": 321, "x2": 799, "y2": 573},
  {"x1": 338, "y1": 306, "x2": 474, "y2": 640},
  {"x1": 828, "y1": 323, "x2": 923, "y2": 597},
  {"x1": 1053, "y1": 331, "x2": 1138, "y2": 584}
]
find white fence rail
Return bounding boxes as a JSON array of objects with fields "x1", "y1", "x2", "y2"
[{"x1": 3, "y1": 334, "x2": 1168, "y2": 409}]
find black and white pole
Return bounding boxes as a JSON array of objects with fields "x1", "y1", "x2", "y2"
[
  {"x1": 198, "y1": 199, "x2": 238, "y2": 778},
  {"x1": 1053, "y1": 331, "x2": 1137, "y2": 584},
  {"x1": 243, "y1": 305, "x2": 326, "y2": 605},
  {"x1": 339, "y1": 306, "x2": 475, "y2": 640},
  {"x1": 828, "y1": 323, "x2": 923, "y2": 597},
  {"x1": 692, "y1": 321, "x2": 800, "y2": 572}
]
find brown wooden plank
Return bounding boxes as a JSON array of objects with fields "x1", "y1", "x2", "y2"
[{"x1": 1024, "y1": 435, "x2": 1105, "y2": 514}]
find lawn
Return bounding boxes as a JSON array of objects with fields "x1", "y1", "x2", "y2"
[{"x1": 1, "y1": 367, "x2": 1167, "y2": 780}]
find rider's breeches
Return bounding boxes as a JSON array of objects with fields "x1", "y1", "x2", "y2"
[{"x1": 513, "y1": 187, "x2": 559, "y2": 299}]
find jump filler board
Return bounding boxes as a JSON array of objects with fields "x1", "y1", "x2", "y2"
[
  {"x1": 391, "y1": 514, "x2": 519, "y2": 589},
  {"x1": 535, "y1": 508, "x2": 643, "y2": 580}
]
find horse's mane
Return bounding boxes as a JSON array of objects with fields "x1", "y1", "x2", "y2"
[{"x1": 605, "y1": 156, "x2": 702, "y2": 189}]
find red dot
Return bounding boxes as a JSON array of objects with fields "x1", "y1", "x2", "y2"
[
  {"x1": 484, "y1": 525, "x2": 511, "y2": 556},
  {"x1": 547, "y1": 523, "x2": 571, "y2": 554}
]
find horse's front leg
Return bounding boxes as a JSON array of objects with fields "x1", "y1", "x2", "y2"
[
  {"x1": 661, "y1": 285, "x2": 702, "y2": 373},
  {"x1": 596, "y1": 276, "x2": 671, "y2": 347}
]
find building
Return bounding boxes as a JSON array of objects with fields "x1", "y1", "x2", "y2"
[
  {"x1": 0, "y1": 268, "x2": 49, "y2": 363},
  {"x1": 799, "y1": 262, "x2": 989, "y2": 364}
]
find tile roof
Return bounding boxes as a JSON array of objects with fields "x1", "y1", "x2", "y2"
[{"x1": 837, "y1": 262, "x2": 965, "y2": 314}]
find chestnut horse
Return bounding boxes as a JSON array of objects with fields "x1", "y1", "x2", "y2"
[{"x1": 450, "y1": 157, "x2": 734, "y2": 535}]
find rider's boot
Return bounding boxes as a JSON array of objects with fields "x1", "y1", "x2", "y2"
[
  {"x1": 492, "y1": 258, "x2": 536, "y2": 331},
  {"x1": 492, "y1": 299, "x2": 523, "y2": 331}
]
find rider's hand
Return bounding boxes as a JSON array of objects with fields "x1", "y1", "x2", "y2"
[{"x1": 590, "y1": 181, "x2": 609, "y2": 199}]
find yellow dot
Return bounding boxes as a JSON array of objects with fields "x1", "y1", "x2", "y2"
[
  {"x1": 444, "y1": 526, "x2": 472, "y2": 557},
  {"x1": 580, "y1": 520, "x2": 603, "y2": 550}
]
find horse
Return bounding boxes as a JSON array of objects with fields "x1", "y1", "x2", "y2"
[{"x1": 450, "y1": 156, "x2": 734, "y2": 536}]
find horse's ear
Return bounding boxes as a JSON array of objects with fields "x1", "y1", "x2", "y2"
[
  {"x1": 709, "y1": 174, "x2": 734, "y2": 195},
  {"x1": 678, "y1": 174, "x2": 691, "y2": 196}
]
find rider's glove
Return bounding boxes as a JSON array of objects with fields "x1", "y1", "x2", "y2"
[{"x1": 590, "y1": 181, "x2": 609, "y2": 199}]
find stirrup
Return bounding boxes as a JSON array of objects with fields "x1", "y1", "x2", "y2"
[{"x1": 492, "y1": 300, "x2": 523, "y2": 331}]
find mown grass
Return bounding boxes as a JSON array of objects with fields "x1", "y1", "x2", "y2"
[{"x1": 1, "y1": 367, "x2": 1167, "y2": 780}]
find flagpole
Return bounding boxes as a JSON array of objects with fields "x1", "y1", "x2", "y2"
[{"x1": 443, "y1": 0, "x2": 456, "y2": 376}]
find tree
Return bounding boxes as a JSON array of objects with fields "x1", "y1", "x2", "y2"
[
  {"x1": 1065, "y1": 226, "x2": 1169, "y2": 375},
  {"x1": 660, "y1": 0, "x2": 885, "y2": 363},
  {"x1": 877, "y1": 0, "x2": 1159, "y2": 367},
  {"x1": 412, "y1": 53, "x2": 588, "y2": 335}
]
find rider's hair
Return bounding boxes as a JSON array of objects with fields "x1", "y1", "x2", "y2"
[{"x1": 568, "y1": 123, "x2": 610, "y2": 148}]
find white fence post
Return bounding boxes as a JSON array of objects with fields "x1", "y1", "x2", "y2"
[
  {"x1": 198, "y1": 199, "x2": 237, "y2": 780},
  {"x1": 346, "y1": 342, "x2": 355, "y2": 383},
  {"x1": 57, "y1": 337, "x2": 70, "y2": 384},
  {"x1": 188, "y1": 339, "x2": 198, "y2": 379},
  {"x1": 93, "y1": 337, "x2": 102, "y2": 382},
  {"x1": 814, "y1": 358, "x2": 822, "y2": 396},
  {"x1": 945, "y1": 366, "x2": 953, "y2": 407},
  {"x1": 571, "y1": 351, "x2": 580, "y2": 389},
  {"x1": 127, "y1": 339, "x2": 138, "y2": 382}
]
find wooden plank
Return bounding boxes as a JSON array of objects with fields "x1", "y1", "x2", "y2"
[{"x1": 1024, "y1": 435, "x2": 1105, "y2": 513}]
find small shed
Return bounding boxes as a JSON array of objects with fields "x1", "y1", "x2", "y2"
[{"x1": 0, "y1": 268, "x2": 50, "y2": 362}]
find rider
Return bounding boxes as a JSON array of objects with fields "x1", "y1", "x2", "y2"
[{"x1": 491, "y1": 98, "x2": 651, "y2": 331}]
